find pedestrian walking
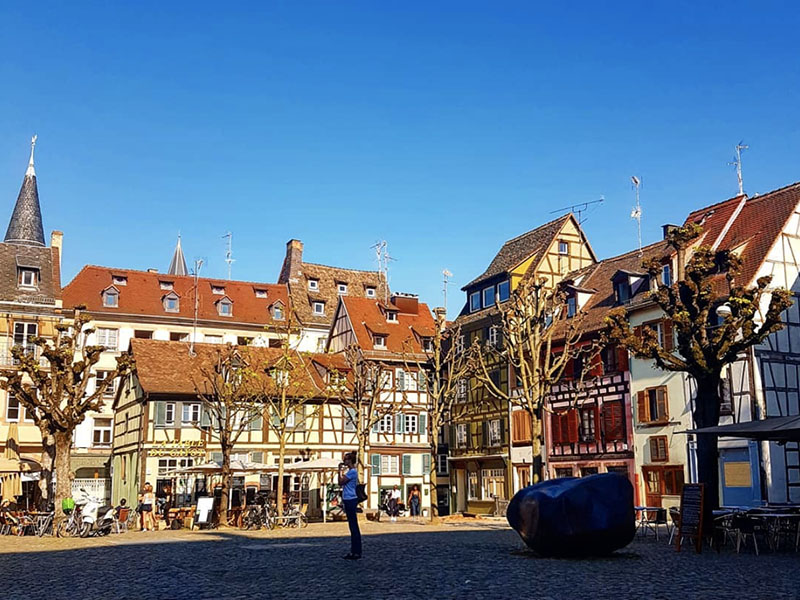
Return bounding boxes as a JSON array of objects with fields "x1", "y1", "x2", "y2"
[
  {"x1": 140, "y1": 483, "x2": 156, "y2": 531},
  {"x1": 408, "y1": 485, "x2": 421, "y2": 522},
  {"x1": 338, "y1": 452, "x2": 361, "y2": 560},
  {"x1": 389, "y1": 485, "x2": 401, "y2": 522}
]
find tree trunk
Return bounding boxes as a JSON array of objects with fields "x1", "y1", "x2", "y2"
[
  {"x1": 693, "y1": 376, "x2": 722, "y2": 523},
  {"x1": 429, "y1": 438, "x2": 438, "y2": 520},
  {"x1": 53, "y1": 431, "x2": 72, "y2": 518},
  {"x1": 218, "y1": 448, "x2": 231, "y2": 525},
  {"x1": 38, "y1": 430, "x2": 56, "y2": 509},
  {"x1": 276, "y1": 435, "x2": 287, "y2": 516},
  {"x1": 530, "y1": 411, "x2": 542, "y2": 484}
]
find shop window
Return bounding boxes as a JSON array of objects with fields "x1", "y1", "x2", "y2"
[
  {"x1": 468, "y1": 471, "x2": 479, "y2": 500},
  {"x1": 554, "y1": 468, "x2": 573, "y2": 478},
  {"x1": 481, "y1": 468, "x2": 505, "y2": 499},
  {"x1": 580, "y1": 467, "x2": 599, "y2": 477}
]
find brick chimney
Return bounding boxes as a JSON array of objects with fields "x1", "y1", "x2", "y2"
[
  {"x1": 50, "y1": 230, "x2": 63, "y2": 269},
  {"x1": 391, "y1": 292, "x2": 419, "y2": 315},
  {"x1": 279, "y1": 239, "x2": 304, "y2": 284},
  {"x1": 433, "y1": 306, "x2": 447, "y2": 331}
]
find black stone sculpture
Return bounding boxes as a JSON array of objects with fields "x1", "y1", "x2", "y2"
[{"x1": 506, "y1": 473, "x2": 635, "y2": 557}]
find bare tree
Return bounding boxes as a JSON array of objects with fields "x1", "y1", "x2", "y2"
[
  {"x1": 606, "y1": 223, "x2": 792, "y2": 512},
  {"x1": 469, "y1": 276, "x2": 601, "y2": 484},
  {"x1": 0, "y1": 309, "x2": 131, "y2": 516},
  {"x1": 193, "y1": 345, "x2": 263, "y2": 524}
]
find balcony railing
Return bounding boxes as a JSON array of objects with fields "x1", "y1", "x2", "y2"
[{"x1": 0, "y1": 342, "x2": 49, "y2": 367}]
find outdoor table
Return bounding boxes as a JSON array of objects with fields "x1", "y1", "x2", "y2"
[
  {"x1": 634, "y1": 506, "x2": 663, "y2": 538},
  {"x1": 748, "y1": 512, "x2": 800, "y2": 551}
]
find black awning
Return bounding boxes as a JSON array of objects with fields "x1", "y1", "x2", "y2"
[{"x1": 685, "y1": 415, "x2": 800, "y2": 442}]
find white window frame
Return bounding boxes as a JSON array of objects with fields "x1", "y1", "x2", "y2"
[
  {"x1": 456, "y1": 423, "x2": 467, "y2": 447},
  {"x1": 6, "y1": 393, "x2": 32, "y2": 422},
  {"x1": 218, "y1": 300, "x2": 233, "y2": 317},
  {"x1": 436, "y1": 454, "x2": 449, "y2": 475},
  {"x1": 386, "y1": 311, "x2": 398, "y2": 323},
  {"x1": 365, "y1": 287, "x2": 376, "y2": 298},
  {"x1": 380, "y1": 455, "x2": 399, "y2": 475},
  {"x1": 377, "y1": 414, "x2": 393, "y2": 434},
  {"x1": 308, "y1": 279, "x2": 319, "y2": 291},
  {"x1": 165, "y1": 402, "x2": 175, "y2": 426},
  {"x1": 558, "y1": 241, "x2": 569, "y2": 255},
  {"x1": 164, "y1": 294, "x2": 180, "y2": 313},
  {"x1": 95, "y1": 370, "x2": 117, "y2": 399},
  {"x1": 92, "y1": 417, "x2": 112, "y2": 447},
  {"x1": 96, "y1": 328, "x2": 119, "y2": 351},
  {"x1": 316, "y1": 337, "x2": 327, "y2": 352},
  {"x1": 483, "y1": 286, "x2": 495, "y2": 308},
  {"x1": 337, "y1": 283, "x2": 348, "y2": 295},
  {"x1": 272, "y1": 304, "x2": 285, "y2": 320},
  {"x1": 481, "y1": 468, "x2": 506, "y2": 499},
  {"x1": 468, "y1": 471, "x2": 479, "y2": 500},
  {"x1": 103, "y1": 290, "x2": 119, "y2": 307},
  {"x1": 488, "y1": 326, "x2": 499, "y2": 347},
  {"x1": 405, "y1": 413, "x2": 419, "y2": 434},
  {"x1": 457, "y1": 378, "x2": 467, "y2": 400},
  {"x1": 212, "y1": 286, "x2": 225, "y2": 295},
  {"x1": 19, "y1": 269, "x2": 36, "y2": 287},
  {"x1": 488, "y1": 419, "x2": 502, "y2": 446},
  {"x1": 160, "y1": 281, "x2": 174, "y2": 290},
  {"x1": 374, "y1": 335, "x2": 386, "y2": 349},
  {"x1": 469, "y1": 291, "x2": 481, "y2": 312},
  {"x1": 112, "y1": 275, "x2": 127, "y2": 286},
  {"x1": 396, "y1": 368, "x2": 407, "y2": 391},
  {"x1": 204, "y1": 335, "x2": 223, "y2": 344},
  {"x1": 313, "y1": 302, "x2": 325, "y2": 315},
  {"x1": 255, "y1": 289, "x2": 267, "y2": 298},
  {"x1": 182, "y1": 403, "x2": 201, "y2": 424}
]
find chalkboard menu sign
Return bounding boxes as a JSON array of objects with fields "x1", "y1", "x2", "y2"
[
  {"x1": 676, "y1": 483, "x2": 704, "y2": 553},
  {"x1": 193, "y1": 496, "x2": 216, "y2": 529}
]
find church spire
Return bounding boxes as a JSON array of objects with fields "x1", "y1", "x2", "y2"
[
  {"x1": 5, "y1": 136, "x2": 45, "y2": 247},
  {"x1": 168, "y1": 234, "x2": 189, "y2": 276}
]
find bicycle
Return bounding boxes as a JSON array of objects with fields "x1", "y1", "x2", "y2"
[
  {"x1": 241, "y1": 495, "x2": 276, "y2": 530},
  {"x1": 279, "y1": 497, "x2": 308, "y2": 529},
  {"x1": 55, "y1": 506, "x2": 83, "y2": 538}
]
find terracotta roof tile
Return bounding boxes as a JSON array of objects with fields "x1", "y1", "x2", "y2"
[
  {"x1": 63, "y1": 266, "x2": 289, "y2": 327},
  {"x1": 340, "y1": 296, "x2": 435, "y2": 357}
]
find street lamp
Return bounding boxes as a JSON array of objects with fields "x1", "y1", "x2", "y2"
[{"x1": 715, "y1": 303, "x2": 732, "y2": 319}]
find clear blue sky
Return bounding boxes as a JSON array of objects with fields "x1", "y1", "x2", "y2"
[{"x1": 1, "y1": 2, "x2": 799, "y2": 316}]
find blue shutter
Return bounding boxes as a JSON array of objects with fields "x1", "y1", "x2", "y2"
[
  {"x1": 371, "y1": 453, "x2": 381, "y2": 475},
  {"x1": 210, "y1": 452, "x2": 223, "y2": 464},
  {"x1": 402, "y1": 454, "x2": 412, "y2": 475}
]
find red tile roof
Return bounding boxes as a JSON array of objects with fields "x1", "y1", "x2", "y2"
[
  {"x1": 63, "y1": 266, "x2": 289, "y2": 328},
  {"x1": 339, "y1": 295, "x2": 435, "y2": 358},
  {"x1": 716, "y1": 182, "x2": 800, "y2": 286},
  {"x1": 129, "y1": 339, "x2": 326, "y2": 396},
  {"x1": 683, "y1": 195, "x2": 745, "y2": 249}
]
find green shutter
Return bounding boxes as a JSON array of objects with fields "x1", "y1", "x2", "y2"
[
  {"x1": 154, "y1": 401, "x2": 166, "y2": 426},
  {"x1": 200, "y1": 407, "x2": 211, "y2": 428},
  {"x1": 295, "y1": 406, "x2": 306, "y2": 431},
  {"x1": 251, "y1": 451, "x2": 263, "y2": 464},
  {"x1": 371, "y1": 453, "x2": 381, "y2": 476},
  {"x1": 422, "y1": 453, "x2": 431, "y2": 475},
  {"x1": 419, "y1": 370, "x2": 427, "y2": 392},
  {"x1": 402, "y1": 454, "x2": 411, "y2": 475},
  {"x1": 397, "y1": 369, "x2": 405, "y2": 391},
  {"x1": 419, "y1": 413, "x2": 427, "y2": 436},
  {"x1": 345, "y1": 407, "x2": 357, "y2": 432},
  {"x1": 372, "y1": 416, "x2": 380, "y2": 433},
  {"x1": 210, "y1": 452, "x2": 223, "y2": 464},
  {"x1": 396, "y1": 413, "x2": 405, "y2": 434},
  {"x1": 270, "y1": 408, "x2": 280, "y2": 428},
  {"x1": 250, "y1": 407, "x2": 263, "y2": 431}
]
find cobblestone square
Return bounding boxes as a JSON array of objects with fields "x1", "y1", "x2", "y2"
[{"x1": 1, "y1": 519, "x2": 798, "y2": 600}]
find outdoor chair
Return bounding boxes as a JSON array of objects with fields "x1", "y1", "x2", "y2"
[
  {"x1": 667, "y1": 507, "x2": 681, "y2": 545},
  {"x1": 116, "y1": 508, "x2": 131, "y2": 533},
  {"x1": 651, "y1": 508, "x2": 668, "y2": 541},
  {"x1": 732, "y1": 514, "x2": 763, "y2": 555},
  {"x1": 0, "y1": 513, "x2": 11, "y2": 535}
]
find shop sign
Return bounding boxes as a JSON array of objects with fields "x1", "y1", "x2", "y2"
[{"x1": 150, "y1": 440, "x2": 206, "y2": 457}]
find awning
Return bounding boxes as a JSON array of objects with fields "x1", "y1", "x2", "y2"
[{"x1": 685, "y1": 415, "x2": 800, "y2": 442}]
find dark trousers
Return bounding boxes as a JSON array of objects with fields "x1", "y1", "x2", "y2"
[
  {"x1": 388, "y1": 498, "x2": 398, "y2": 517},
  {"x1": 343, "y1": 498, "x2": 362, "y2": 556}
]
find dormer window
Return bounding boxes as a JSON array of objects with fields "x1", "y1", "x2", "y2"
[
  {"x1": 366, "y1": 287, "x2": 376, "y2": 298},
  {"x1": 159, "y1": 281, "x2": 174, "y2": 290},
  {"x1": 272, "y1": 302, "x2": 285, "y2": 320},
  {"x1": 308, "y1": 279, "x2": 319, "y2": 291},
  {"x1": 566, "y1": 295, "x2": 577, "y2": 318},
  {"x1": 661, "y1": 264, "x2": 673, "y2": 286},
  {"x1": 163, "y1": 293, "x2": 180, "y2": 313},
  {"x1": 18, "y1": 269, "x2": 37, "y2": 288},
  {"x1": 112, "y1": 275, "x2": 127, "y2": 286},
  {"x1": 498, "y1": 280, "x2": 510, "y2": 302},
  {"x1": 337, "y1": 283, "x2": 348, "y2": 295},
  {"x1": 386, "y1": 310, "x2": 398, "y2": 323},
  {"x1": 102, "y1": 287, "x2": 119, "y2": 308},
  {"x1": 212, "y1": 285, "x2": 225, "y2": 295},
  {"x1": 483, "y1": 286, "x2": 495, "y2": 308},
  {"x1": 313, "y1": 301, "x2": 325, "y2": 315},
  {"x1": 218, "y1": 298, "x2": 233, "y2": 316},
  {"x1": 374, "y1": 335, "x2": 386, "y2": 349},
  {"x1": 615, "y1": 281, "x2": 631, "y2": 304},
  {"x1": 422, "y1": 337, "x2": 433, "y2": 352},
  {"x1": 469, "y1": 291, "x2": 481, "y2": 312},
  {"x1": 255, "y1": 289, "x2": 268, "y2": 298}
]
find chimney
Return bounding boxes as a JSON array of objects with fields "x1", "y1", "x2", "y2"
[
  {"x1": 391, "y1": 292, "x2": 419, "y2": 315},
  {"x1": 433, "y1": 306, "x2": 447, "y2": 331},
  {"x1": 50, "y1": 230, "x2": 63, "y2": 268},
  {"x1": 279, "y1": 239, "x2": 304, "y2": 284},
  {"x1": 662, "y1": 224, "x2": 678, "y2": 240},
  {"x1": 147, "y1": 268, "x2": 158, "y2": 273}
]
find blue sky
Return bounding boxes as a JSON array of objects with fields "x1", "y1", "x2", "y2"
[{"x1": 1, "y1": 2, "x2": 799, "y2": 316}]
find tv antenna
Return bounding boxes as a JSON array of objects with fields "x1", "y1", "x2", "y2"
[
  {"x1": 630, "y1": 176, "x2": 643, "y2": 257},
  {"x1": 190, "y1": 258, "x2": 204, "y2": 356},
  {"x1": 371, "y1": 240, "x2": 396, "y2": 303},
  {"x1": 549, "y1": 196, "x2": 604, "y2": 224},
  {"x1": 222, "y1": 232, "x2": 235, "y2": 280},
  {"x1": 728, "y1": 141, "x2": 748, "y2": 196},
  {"x1": 442, "y1": 269, "x2": 453, "y2": 314}
]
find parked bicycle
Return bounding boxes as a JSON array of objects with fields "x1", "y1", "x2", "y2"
[{"x1": 56, "y1": 504, "x2": 83, "y2": 538}]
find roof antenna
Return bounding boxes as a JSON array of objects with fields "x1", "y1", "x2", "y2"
[
  {"x1": 630, "y1": 176, "x2": 643, "y2": 257},
  {"x1": 729, "y1": 141, "x2": 748, "y2": 196},
  {"x1": 442, "y1": 269, "x2": 453, "y2": 314},
  {"x1": 223, "y1": 232, "x2": 235, "y2": 280},
  {"x1": 190, "y1": 258, "x2": 204, "y2": 356},
  {"x1": 371, "y1": 240, "x2": 395, "y2": 303},
  {"x1": 549, "y1": 197, "x2": 604, "y2": 224}
]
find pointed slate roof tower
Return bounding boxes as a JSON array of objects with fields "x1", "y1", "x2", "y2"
[
  {"x1": 5, "y1": 136, "x2": 45, "y2": 247},
  {"x1": 168, "y1": 235, "x2": 189, "y2": 276}
]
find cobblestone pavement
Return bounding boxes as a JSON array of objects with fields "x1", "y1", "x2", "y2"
[{"x1": 1, "y1": 518, "x2": 799, "y2": 600}]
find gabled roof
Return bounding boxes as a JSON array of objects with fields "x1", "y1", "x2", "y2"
[
  {"x1": 715, "y1": 182, "x2": 800, "y2": 286},
  {"x1": 63, "y1": 266, "x2": 288, "y2": 326},
  {"x1": 682, "y1": 195, "x2": 745, "y2": 250},
  {"x1": 129, "y1": 339, "x2": 327, "y2": 397},
  {"x1": 463, "y1": 214, "x2": 575, "y2": 290},
  {"x1": 338, "y1": 296, "x2": 435, "y2": 358}
]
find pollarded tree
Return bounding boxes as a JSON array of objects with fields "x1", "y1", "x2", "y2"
[
  {"x1": 605, "y1": 224, "x2": 792, "y2": 512},
  {"x1": 0, "y1": 309, "x2": 132, "y2": 515},
  {"x1": 193, "y1": 345, "x2": 264, "y2": 524},
  {"x1": 470, "y1": 275, "x2": 601, "y2": 484}
]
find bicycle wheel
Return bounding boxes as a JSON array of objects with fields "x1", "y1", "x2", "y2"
[
  {"x1": 55, "y1": 517, "x2": 70, "y2": 538},
  {"x1": 79, "y1": 521, "x2": 92, "y2": 538},
  {"x1": 298, "y1": 513, "x2": 308, "y2": 528}
]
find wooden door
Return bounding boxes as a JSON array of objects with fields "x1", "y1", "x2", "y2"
[
  {"x1": 455, "y1": 469, "x2": 467, "y2": 512},
  {"x1": 642, "y1": 466, "x2": 663, "y2": 508}
]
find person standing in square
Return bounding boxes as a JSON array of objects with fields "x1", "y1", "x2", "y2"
[{"x1": 338, "y1": 452, "x2": 361, "y2": 559}]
